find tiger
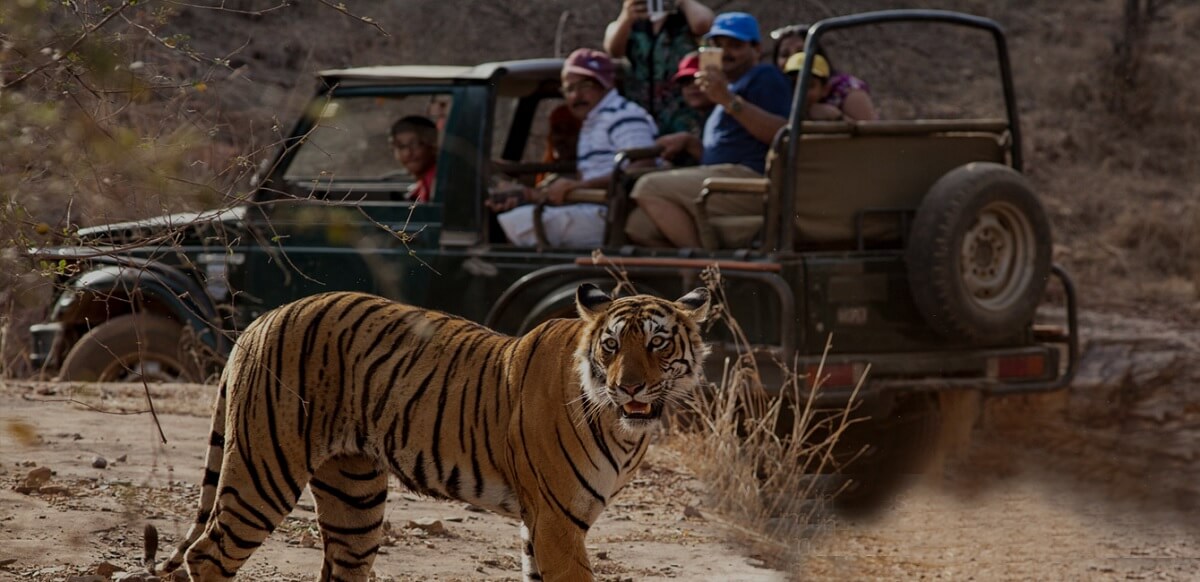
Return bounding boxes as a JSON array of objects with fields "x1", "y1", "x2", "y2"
[{"x1": 144, "y1": 283, "x2": 711, "y2": 581}]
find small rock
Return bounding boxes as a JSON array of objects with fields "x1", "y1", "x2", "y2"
[
  {"x1": 38, "y1": 485, "x2": 72, "y2": 496},
  {"x1": 298, "y1": 530, "x2": 317, "y2": 548},
  {"x1": 683, "y1": 504, "x2": 705, "y2": 520},
  {"x1": 596, "y1": 551, "x2": 609, "y2": 560},
  {"x1": 92, "y1": 456, "x2": 108, "y2": 469},
  {"x1": 113, "y1": 573, "x2": 155, "y2": 582},
  {"x1": 16, "y1": 466, "x2": 53, "y2": 493},
  {"x1": 443, "y1": 516, "x2": 464, "y2": 523},
  {"x1": 18, "y1": 460, "x2": 37, "y2": 467},
  {"x1": 94, "y1": 561, "x2": 121, "y2": 577},
  {"x1": 406, "y1": 518, "x2": 448, "y2": 536},
  {"x1": 65, "y1": 576, "x2": 105, "y2": 582},
  {"x1": 463, "y1": 503, "x2": 487, "y2": 512},
  {"x1": 116, "y1": 455, "x2": 128, "y2": 463},
  {"x1": 0, "y1": 557, "x2": 16, "y2": 567}
]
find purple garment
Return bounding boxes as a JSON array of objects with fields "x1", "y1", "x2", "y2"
[{"x1": 822, "y1": 73, "x2": 870, "y2": 109}]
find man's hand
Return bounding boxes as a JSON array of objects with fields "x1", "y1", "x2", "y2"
[
  {"x1": 696, "y1": 67, "x2": 734, "y2": 109},
  {"x1": 484, "y1": 186, "x2": 529, "y2": 212},
  {"x1": 656, "y1": 132, "x2": 694, "y2": 159},
  {"x1": 543, "y1": 177, "x2": 578, "y2": 205},
  {"x1": 619, "y1": 0, "x2": 649, "y2": 23}
]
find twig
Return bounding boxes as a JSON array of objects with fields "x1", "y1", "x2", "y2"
[
  {"x1": 2, "y1": 1, "x2": 135, "y2": 89},
  {"x1": 313, "y1": 0, "x2": 390, "y2": 37}
]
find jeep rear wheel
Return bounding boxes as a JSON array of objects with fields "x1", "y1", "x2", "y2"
[
  {"x1": 907, "y1": 162, "x2": 1052, "y2": 341},
  {"x1": 59, "y1": 314, "x2": 204, "y2": 383}
]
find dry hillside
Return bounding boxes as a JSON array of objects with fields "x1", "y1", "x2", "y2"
[{"x1": 2, "y1": 0, "x2": 1199, "y2": 372}]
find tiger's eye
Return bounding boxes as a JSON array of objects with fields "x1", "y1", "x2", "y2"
[
  {"x1": 602, "y1": 338, "x2": 619, "y2": 352},
  {"x1": 648, "y1": 336, "x2": 667, "y2": 349}
]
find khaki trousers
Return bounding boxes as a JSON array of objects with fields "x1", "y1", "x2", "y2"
[{"x1": 625, "y1": 164, "x2": 763, "y2": 246}]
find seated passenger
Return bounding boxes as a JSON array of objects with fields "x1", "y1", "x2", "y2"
[
  {"x1": 655, "y1": 51, "x2": 715, "y2": 167},
  {"x1": 495, "y1": 48, "x2": 657, "y2": 248},
  {"x1": 784, "y1": 51, "x2": 877, "y2": 122},
  {"x1": 626, "y1": 12, "x2": 792, "y2": 248},
  {"x1": 539, "y1": 103, "x2": 583, "y2": 183},
  {"x1": 770, "y1": 23, "x2": 809, "y2": 70},
  {"x1": 604, "y1": 0, "x2": 714, "y2": 135},
  {"x1": 390, "y1": 115, "x2": 439, "y2": 203}
]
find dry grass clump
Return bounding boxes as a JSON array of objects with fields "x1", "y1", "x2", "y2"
[{"x1": 672, "y1": 269, "x2": 863, "y2": 569}]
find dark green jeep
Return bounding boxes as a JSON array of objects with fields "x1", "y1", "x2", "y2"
[{"x1": 29, "y1": 10, "x2": 1076, "y2": 482}]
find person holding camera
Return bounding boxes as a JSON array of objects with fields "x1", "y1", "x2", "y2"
[
  {"x1": 625, "y1": 11, "x2": 791, "y2": 248},
  {"x1": 604, "y1": 0, "x2": 714, "y2": 136},
  {"x1": 493, "y1": 49, "x2": 656, "y2": 248}
]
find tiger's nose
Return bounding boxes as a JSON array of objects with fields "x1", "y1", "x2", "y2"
[{"x1": 618, "y1": 383, "x2": 643, "y2": 396}]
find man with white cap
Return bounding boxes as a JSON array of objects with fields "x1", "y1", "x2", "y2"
[
  {"x1": 496, "y1": 48, "x2": 657, "y2": 248},
  {"x1": 625, "y1": 11, "x2": 792, "y2": 248}
]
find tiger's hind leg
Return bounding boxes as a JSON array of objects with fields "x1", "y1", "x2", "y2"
[
  {"x1": 311, "y1": 454, "x2": 389, "y2": 582},
  {"x1": 184, "y1": 448, "x2": 310, "y2": 581}
]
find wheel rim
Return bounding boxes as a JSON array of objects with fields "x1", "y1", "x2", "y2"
[
  {"x1": 959, "y1": 200, "x2": 1036, "y2": 311},
  {"x1": 98, "y1": 354, "x2": 190, "y2": 383}
]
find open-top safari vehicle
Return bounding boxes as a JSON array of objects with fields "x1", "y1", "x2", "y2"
[{"x1": 29, "y1": 9, "x2": 1076, "y2": 509}]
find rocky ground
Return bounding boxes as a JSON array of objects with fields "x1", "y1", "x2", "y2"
[{"x1": 1, "y1": 310, "x2": 1198, "y2": 581}]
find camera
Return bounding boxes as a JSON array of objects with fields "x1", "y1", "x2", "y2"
[{"x1": 647, "y1": 0, "x2": 673, "y2": 21}]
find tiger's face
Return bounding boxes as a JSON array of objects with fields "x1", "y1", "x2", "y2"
[{"x1": 574, "y1": 284, "x2": 712, "y2": 431}]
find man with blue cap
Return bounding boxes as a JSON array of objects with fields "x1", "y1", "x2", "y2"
[{"x1": 625, "y1": 11, "x2": 792, "y2": 248}]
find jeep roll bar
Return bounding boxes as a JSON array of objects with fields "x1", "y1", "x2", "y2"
[{"x1": 781, "y1": 9, "x2": 1021, "y2": 253}]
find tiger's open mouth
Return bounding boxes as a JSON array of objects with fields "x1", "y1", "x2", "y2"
[{"x1": 620, "y1": 401, "x2": 661, "y2": 420}]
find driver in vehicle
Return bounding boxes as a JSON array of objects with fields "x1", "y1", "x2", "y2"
[{"x1": 390, "y1": 115, "x2": 439, "y2": 203}]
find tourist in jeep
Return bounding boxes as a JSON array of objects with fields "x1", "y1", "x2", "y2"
[
  {"x1": 625, "y1": 12, "x2": 792, "y2": 248},
  {"x1": 390, "y1": 115, "x2": 440, "y2": 203},
  {"x1": 785, "y1": 51, "x2": 878, "y2": 122},
  {"x1": 653, "y1": 52, "x2": 714, "y2": 168},
  {"x1": 496, "y1": 48, "x2": 657, "y2": 247},
  {"x1": 604, "y1": 0, "x2": 714, "y2": 136}
]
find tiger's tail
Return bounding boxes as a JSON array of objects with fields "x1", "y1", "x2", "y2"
[{"x1": 148, "y1": 377, "x2": 230, "y2": 576}]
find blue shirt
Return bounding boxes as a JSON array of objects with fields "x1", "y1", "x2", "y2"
[{"x1": 701, "y1": 63, "x2": 793, "y2": 174}]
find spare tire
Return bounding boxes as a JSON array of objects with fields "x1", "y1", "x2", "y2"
[{"x1": 907, "y1": 162, "x2": 1052, "y2": 342}]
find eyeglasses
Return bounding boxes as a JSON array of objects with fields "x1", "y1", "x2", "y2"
[
  {"x1": 390, "y1": 138, "x2": 426, "y2": 151},
  {"x1": 561, "y1": 80, "x2": 599, "y2": 94}
]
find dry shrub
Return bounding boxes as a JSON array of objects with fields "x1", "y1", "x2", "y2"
[{"x1": 672, "y1": 268, "x2": 862, "y2": 569}]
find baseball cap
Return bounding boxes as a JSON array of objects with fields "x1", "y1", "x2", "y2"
[
  {"x1": 784, "y1": 52, "x2": 830, "y2": 79},
  {"x1": 563, "y1": 48, "x2": 615, "y2": 89},
  {"x1": 673, "y1": 52, "x2": 701, "y2": 82},
  {"x1": 704, "y1": 12, "x2": 761, "y2": 44}
]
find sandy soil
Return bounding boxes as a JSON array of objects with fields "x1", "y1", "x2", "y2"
[
  {"x1": 1, "y1": 377, "x2": 1198, "y2": 581},
  {"x1": 0, "y1": 382, "x2": 782, "y2": 582}
]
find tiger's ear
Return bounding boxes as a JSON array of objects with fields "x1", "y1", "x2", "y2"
[
  {"x1": 675, "y1": 287, "x2": 711, "y2": 323},
  {"x1": 576, "y1": 283, "x2": 613, "y2": 321}
]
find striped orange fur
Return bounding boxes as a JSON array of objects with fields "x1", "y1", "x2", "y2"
[{"x1": 147, "y1": 283, "x2": 710, "y2": 581}]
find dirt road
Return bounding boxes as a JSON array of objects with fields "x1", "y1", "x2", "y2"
[
  {"x1": 0, "y1": 382, "x2": 781, "y2": 581},
  {"x1": 1, "y1": 377, "x2": 1198, "y2": 581}
]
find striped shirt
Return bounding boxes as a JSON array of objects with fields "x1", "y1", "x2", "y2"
[{"x1": 576, "y1": 89, "x2": 657, "y2": 181}]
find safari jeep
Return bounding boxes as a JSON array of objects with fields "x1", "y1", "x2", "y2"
[{"x1": 28, "y1": 10, "x2": 1076, "y2": 506}]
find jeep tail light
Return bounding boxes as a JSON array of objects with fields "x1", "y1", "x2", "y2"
[
  {"x1": 806, "y1": 362, "x2": 866, "y2": 389},
  {"x1": 987, "y1": 354, "x2": 1046, "y2": 381}
]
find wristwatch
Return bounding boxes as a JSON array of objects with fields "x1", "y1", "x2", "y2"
[{"x1": 728, "y1": 95, "x2": 745, "y2": 114}]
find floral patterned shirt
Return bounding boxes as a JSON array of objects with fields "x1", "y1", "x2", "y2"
[
  {"x1": 621, "y1": 11, "x2": 703, "y2": 136},
  {"x1": 823, "y1": 73, "x2": 870, "y2": 109}
]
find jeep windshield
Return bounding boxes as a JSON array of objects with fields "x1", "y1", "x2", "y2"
[{"x1": 281, "y1": 92, "x2": 454, "y2": 187}]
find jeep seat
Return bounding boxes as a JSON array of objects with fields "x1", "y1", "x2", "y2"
[{"x1": 698, "y1": 119, "x2": 1010, "y2": 250}]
